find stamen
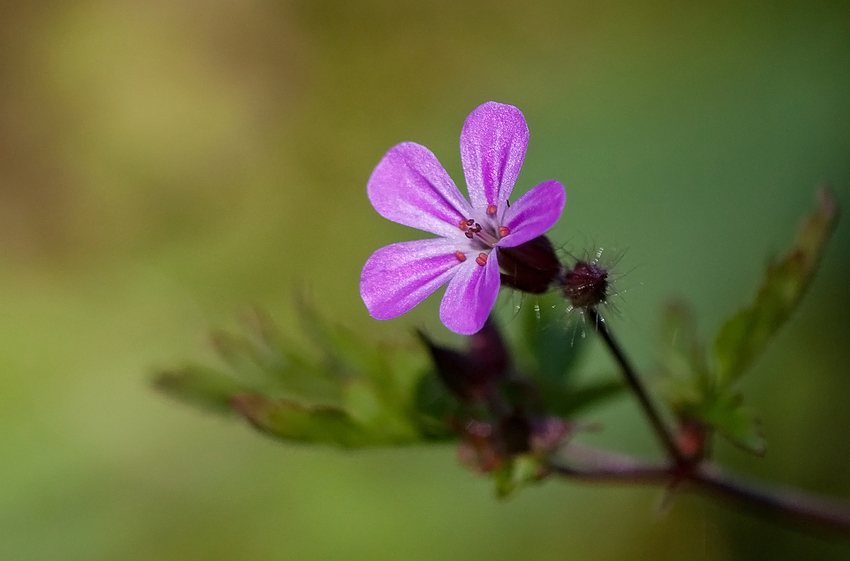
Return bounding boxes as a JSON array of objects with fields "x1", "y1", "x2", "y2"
[
  {"x1": 459, "y1": 218, "x2": 475, "y2": 231},
  {"x1": 486, "y1": 204, "x2": 497, "y2": 215},
  {"x1": 475, "y1": 253, "x2": 488, "y2": 266},
  {"x1": 454, "y1": 251, "x2": 466, "y2": 262},
  {"x1": 498, "y1": 226, "x2": 510, "y2": 238}
]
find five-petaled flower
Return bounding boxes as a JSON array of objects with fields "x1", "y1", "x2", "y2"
[{"x1": 360, "y1": 102, "x2": 566, "y2": 335}]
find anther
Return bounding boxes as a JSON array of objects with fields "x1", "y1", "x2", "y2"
[
  {"x1": 486, "y1": 205, "x2": 497, "y2": 215},
  {"x1": 454, "y1": 251, "x2": 467, "y2": 262},
  {"x1": 475, "y1": 253, "x2": 488, "y2": 266},
  {"x1": 498, "y1": 226, "x2": 510, "y2": 238},
  {"x1": 459, "y1": 219, "x2": 469, "y2": 231}
]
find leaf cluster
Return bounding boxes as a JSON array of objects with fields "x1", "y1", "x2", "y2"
[
  {"x1": 155, "y1": 301, "x2": 438, "y2": 447},
  {"x1": 660, "y1": 189, "x2": 838, "y2": 455}
]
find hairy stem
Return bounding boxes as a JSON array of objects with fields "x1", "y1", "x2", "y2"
[{"x1": 586, "y1": 308, "x2": 685, "y2": 464}]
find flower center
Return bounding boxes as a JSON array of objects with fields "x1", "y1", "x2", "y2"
[{"x1": 458, "y1": 217, "x2": 507, "y2": 249}]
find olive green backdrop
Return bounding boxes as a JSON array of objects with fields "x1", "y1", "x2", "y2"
[{"x1": 0, "y1": 1, "x2": 848, "y2": 559}]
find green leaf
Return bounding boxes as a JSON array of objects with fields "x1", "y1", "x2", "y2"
[
  {"x1": 682, "y1": 392, "x2": 766, "y2": 455},
  {"x1": 539, "y1": 378, "x2": 624, "y2": 418},
  {"x1": 493, "y1": 455, "x2": 543, "y2": 499},
  {"x1": 210, "y1": 309, "x2": 343, "y2": 404},
  {"x1": 515, "y1": 293, "x2": 585, "y2": 382},
  {"x1": 231, "y1": 395, "x2": 375, "y2": 447},
  {"x1": 714, "y1": 189, "x2": 838, "y2": 384},
  {"x1": 660, "y1": 190, "x2": 837, "y2": 457},
  {"x1": 154, "y1": 303, "x2": 444, "y2": 448},
  {"x1": 412, "y1": 371, "x2": 459, "y2": 441},
  {"x1": 154, "y1": 366, "x2": 250, "y2": 415},
  {"x1": 660, "y1": 300, "x2": 708, "y2": 382}
]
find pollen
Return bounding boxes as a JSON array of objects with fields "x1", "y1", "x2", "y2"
[
  {"x1": 459, "y1": 218, "x2": 474, "y2": 231},
  {"x1": 498, "y1": 226, "x2": 510, "y2": 238},
  {"x1": 475, "y1": 253, "x2": 488, "y2": 266},
  {"x1": 486, "y1": 205, "x2": 497, "y2": 215},
  {"x1": 454, "y1": 251, "x2": 467, "y2": 262}
]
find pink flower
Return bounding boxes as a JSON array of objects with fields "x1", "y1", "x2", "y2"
[{"x1": 360, "y1": 102, "x2": 566, "y2": 335}]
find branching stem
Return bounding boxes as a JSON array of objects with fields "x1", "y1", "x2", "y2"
[
  {"x1": 549, "y1": 444, "x2": 850, "y2": 533},
  {"x1": 574, "y1": 309, "x2": 850, "y2": 534}
]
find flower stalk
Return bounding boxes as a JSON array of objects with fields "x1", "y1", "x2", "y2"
[{"x1": 586, "y1": 308, "x2": 686, "y2": 465}]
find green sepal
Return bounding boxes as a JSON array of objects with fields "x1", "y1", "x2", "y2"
[{"x1": 493, "y1": 455, "x2": 545, "y2": 499}]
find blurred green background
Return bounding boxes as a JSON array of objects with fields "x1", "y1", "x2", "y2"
[{"x1": 1, "y1": 1, "x2": 849, "y2": 559}]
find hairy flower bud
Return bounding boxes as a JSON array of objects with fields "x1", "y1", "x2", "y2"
[{"x1": 561, "y1": 260, "x2": 609, "y2": 309}]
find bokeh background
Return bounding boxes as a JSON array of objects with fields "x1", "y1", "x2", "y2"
[{"x1": 1, "y1": 1, "x2": 849, "y2": 559}]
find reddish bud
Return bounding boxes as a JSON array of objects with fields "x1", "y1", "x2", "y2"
[
  {"x1": 676, "y1": 417, "x2": 708, "y2": 462},
  {"x1": 499, "y1": 235, "x2": 562, "y2": 294},
  {"x1": 561, "y1": 261, "x2": 609, "y2": 309},
  {"x1": 417, "y1": 319, "x2": 509, "y2": 403}
]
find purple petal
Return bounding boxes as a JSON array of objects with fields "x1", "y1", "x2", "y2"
[
  {"x1": 460, "y1": 102, "x2": 529, "y2": 213},
  {"x1": 361, "y1": 238, "x2": 462, "y2": 320},
  {"x1": 368, "y1": 142, "x2": 473, "y2": 238},
  {"x1": 439, "y1": 251, "x2": 501, "y2": 335},
  {"x1": 498, "y1": 180, "x2": 566, "y2": 248}
]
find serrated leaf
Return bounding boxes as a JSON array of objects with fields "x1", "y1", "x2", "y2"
[
  {"x1": 154, "y1": 366, "x2": 251, "y2": 414},
  {"x1": 211, "y1": 310, "x2": 343, "y2": 404},
  {"x1": 155, "y1": 304, "x2": 445, "y2": 447},
  {"x1": 714, "y1": 189, "x2": 838, "y2": 385},
  {"x1": 232, "y1": 395, "x2": 375, "y2": 447}
]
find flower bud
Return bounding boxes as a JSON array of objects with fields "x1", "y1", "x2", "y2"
[
  {"x1": 499, "y1": 235, "x2": 562, "y2": 294},
  {"x1": 417, "y1": 319, "x2": 509, "y2": 403},
  {"x1": 561, "y1": 260, "x2": 609, "y2": 309}
]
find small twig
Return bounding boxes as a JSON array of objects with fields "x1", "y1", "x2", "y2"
[
  {"x1": 693, "y1": 465, "x2": 850, "y2": 534},
  {"x1": 586, "y1": 308, "x2": 685, "y2": 464},
  {"x1": 549, "y1": 445, "x2": 850, "y2": 534},
  {"x1": 548, "y1": 443, "x2": 672, "y2": 484}
]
